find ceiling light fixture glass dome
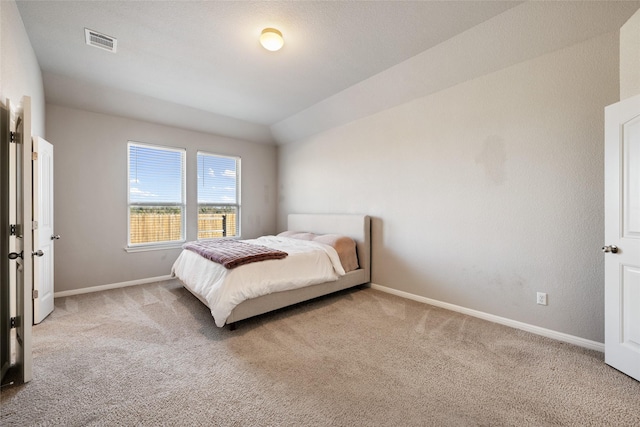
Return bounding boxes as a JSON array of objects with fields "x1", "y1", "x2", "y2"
[{"x1": 260, "y1": 28, "x2": 284, "y2": 51}]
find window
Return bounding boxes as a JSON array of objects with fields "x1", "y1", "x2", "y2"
[
  {"x1": 128, "y1": 142, "x2": 186, "y2": 246},
  {"x1": 197, "y1": 152, "x2": 240, "y2": 239}
]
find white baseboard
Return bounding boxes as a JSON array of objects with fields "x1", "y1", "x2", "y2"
[
  {"x1": 369, "y1": 283, "x2": 604, "y2": 353},
  {"x1": 54, "y1": 275, "x2": 174, "y2": 298}
]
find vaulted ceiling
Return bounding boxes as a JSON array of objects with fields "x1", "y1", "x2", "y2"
[{"x1": 15, "y1": 1, "x2": 640, "y2": 144}]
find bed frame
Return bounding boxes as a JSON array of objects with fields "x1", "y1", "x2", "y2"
[{"x1": 224, "y1": 214, "x2": 371, "y2": 328}]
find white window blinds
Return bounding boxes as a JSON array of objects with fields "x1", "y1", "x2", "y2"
[
  {"x1": 128, "y1": 142, "x2": 186, "y2": 246},
  {"x1": 197, "y1": 152, "x2": 240, "y2": 239}
]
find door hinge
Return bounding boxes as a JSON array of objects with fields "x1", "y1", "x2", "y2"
[
  {"x1": 32, "y1": 152, "x2": 38, "y2": 161},
  {"x1": 10, "y1": 317, "x2": 16, "y2": 328},
  {"x1": 32, "y1": 289, "x2": 39, "y2": 299},
  {"x1": 9, "y1": 224, "x2": 22, "y2": 237},
  {"x1": 32, "y1": 221, "x2": 38, "y2": 230},
  {"x1": 9, "y1": 131, "x2": 19, "y2": 143}
]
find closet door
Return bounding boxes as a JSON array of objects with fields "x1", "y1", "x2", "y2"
[{"x1": 33, "y1": 136, "x2": 55, "y2": 324}]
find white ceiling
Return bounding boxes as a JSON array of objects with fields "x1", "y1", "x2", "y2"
[
  {"x1": 16, "y1": 2, "x2": 519, "y2": 127},
  {"x1": 15, "y1": 1, "x2": 640, "y2": 144}
]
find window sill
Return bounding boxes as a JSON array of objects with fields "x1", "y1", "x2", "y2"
[{"x1": 124, "y1": 243, "x2": 184, "y2": 253}]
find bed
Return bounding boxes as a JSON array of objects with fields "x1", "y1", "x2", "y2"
[{"x1": 171, "y1": 214, "x2": 371, "y2": 329}]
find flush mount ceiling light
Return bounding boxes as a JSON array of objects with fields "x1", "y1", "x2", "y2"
[{"x1": 260, "y1": 28, "x2": 284, "y2": 51}]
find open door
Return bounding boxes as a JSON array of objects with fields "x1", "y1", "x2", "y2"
[
  {"x1": 604, "y1": 93, "x2": 640, "y2": 382},
  {"x1": 33, "y1": 136, "x2": 55, "y2": 324},
  {"x1": 5, "y1": 97, "x2": 33, "y2": 384},
  {"x1": 1, "y1": 102, "x2": 10, "y2": 382}
]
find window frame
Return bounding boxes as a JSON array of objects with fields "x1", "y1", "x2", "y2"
[
  {"x1": 127, "y1": 141, "x2": 186, "y2": 249},
  {"x1": 196, "y1": 151, "x2": 241, "y2": 240}
]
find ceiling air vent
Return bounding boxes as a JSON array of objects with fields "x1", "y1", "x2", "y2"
[{"x1": 84, "y1": 28, "x2": 117, "y2": 53}]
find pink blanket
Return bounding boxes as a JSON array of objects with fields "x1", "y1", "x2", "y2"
[{"x1": 183, "y1": 240, "x2": 287, "y2": 269}]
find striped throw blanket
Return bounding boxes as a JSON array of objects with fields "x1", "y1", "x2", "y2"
[{"x1": 183, "y1": 240, "x2": 287, "y2": 269}]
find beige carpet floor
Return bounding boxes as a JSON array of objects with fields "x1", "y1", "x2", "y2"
[{"x1": 1, "y1": 280, "x2": 639, "y2": 426}]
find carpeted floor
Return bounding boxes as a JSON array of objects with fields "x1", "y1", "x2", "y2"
[{"x1": 1, "y1": 280, "x2": 639, "y2": 426}]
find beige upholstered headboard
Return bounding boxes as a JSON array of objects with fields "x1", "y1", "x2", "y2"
[{"x1": 287, "y1": 214, "x2": 371, "y2": 282}]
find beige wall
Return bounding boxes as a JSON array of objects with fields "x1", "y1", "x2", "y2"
[
  {"x1": 620, "y1": 8, "x2": 640, "y2": 99},
  {"x1": 278, "y1": 32, "x2": 619, "y2": 342},
  {"x1": 0, "y1": 0, "x2": 45, "y2": 135},
  {"x1": 46, "y1": 104, "x2": 278, "y2": 292}
]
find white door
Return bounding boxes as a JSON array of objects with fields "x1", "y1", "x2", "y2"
[
  {"x1": 604, "y1": 93, "x2": 640, "y2": 382},
  {"x1": 33, "y1": 136, "x2": 55, "y2": 324},
  {"x1": 1, "y1": 102, "x2": 9, "y2": 381},
  {"x1": 7, "y1": 97, "x2": 33, "y2": 383}
]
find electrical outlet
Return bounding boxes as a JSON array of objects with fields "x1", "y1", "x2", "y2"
[{"x1": 537, "y1": 292, "x2": 548, "y2": 306}]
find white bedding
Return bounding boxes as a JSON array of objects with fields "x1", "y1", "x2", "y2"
[{"x1": 171, "y1": 235, "x2": 346, "y2": 327}]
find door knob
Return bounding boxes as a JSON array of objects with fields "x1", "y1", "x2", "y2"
[
  {"x1": 51, "y1": 234, "x2": 61, "y2": 240},
  {"x1": 32, "y1": 250, "x2": 44, "y2": 257},
  {"x1": 602, "y1": 245, "x2": 619, "y2": 254},
  {"x1": 8, "y1": 251, "x2": 23, "y2": 260}
]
